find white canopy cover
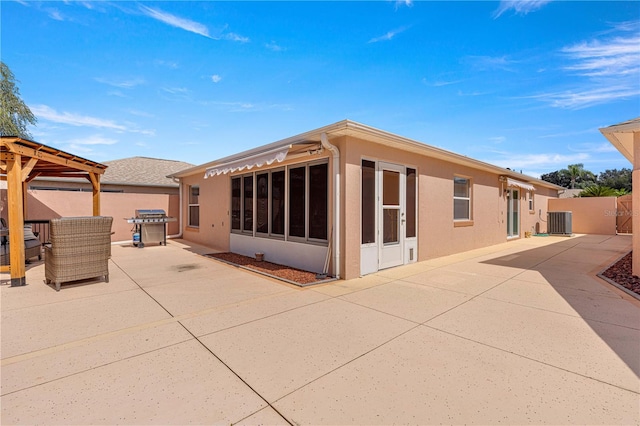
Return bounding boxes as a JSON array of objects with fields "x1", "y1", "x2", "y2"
[
  {"x1": 204, "y1": 145, "x2": 290, "y2": 178},
  {"x1": 506, "y1": 178, "x2": 535, "y2": 191}
]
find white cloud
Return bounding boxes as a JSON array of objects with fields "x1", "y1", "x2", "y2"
[
  {"x1": 561, "y1": 35, "x2": 640, "y2": 78},
  {"x1": 224, "y1": 32, "x2": 249, "y2": 43},
  {"x1": 140, "y1": 5, "x2": 211, "y2": 38},
  {"x1": 535, "y1": 21, "x2": 640, "y2": 109},
  {"x1": 66, "y1": 135, "x2": 118, "y2": 146},
  {"x1": 95, "y1": 77, "x2": 145, "y2": 89},
  {"x1": 211, "y1": 74, "x2": 222, "y2": 83},
  {"x1": 531, "y1": 85, "x2": 640, "y2": 110},
  {"x1": 47, "y1": 9, "x2": 65, "y2": 21},
  {"x1": 31, "y1": 105, "x2": 154, "y2": 135},
  {"x1": 482, "y1": 151, "x2": 590, "y2": 171},
  {"x1": 265, "y1": 41, "x2": 284, "y2": 52},
  {"x1": 493, "y1": 0, "x2": 553, "y2": 19},
  {"x1": 395, "y1": 0, "x2": 413, "y2": 9},
  {"x1": 465, "y1": 55, "x2": 517, "y2": 72},
  {"x1": 368, "y1": 26, "x2": 408, "y2": 43},
  {"x1": 31, "y1": 105, "x2": 128, "y2": 131}
]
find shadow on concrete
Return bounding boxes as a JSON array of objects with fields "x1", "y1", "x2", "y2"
[{"x1": 480, "y1": 234, "x2": 639, "y2": 380}]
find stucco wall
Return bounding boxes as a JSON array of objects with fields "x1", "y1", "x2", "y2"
[
  {"x1": 25, "y1": 190, "x2": 179, "y2": 242},
  {"x1": 548, "y1": 197, "x2": 617, "y2": 235}
]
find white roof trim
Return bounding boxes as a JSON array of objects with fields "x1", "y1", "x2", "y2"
[
  {"x1": 204, "y1": 145, "x2": 291, "y2": 178},
  {"x1": 506, "y1": 178, "x2": 535, "y2": 191}
]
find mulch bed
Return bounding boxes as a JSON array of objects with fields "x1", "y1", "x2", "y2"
[
  {"x1": 601, "y1": 251, "x2": 640, "y2": 297},
  {"x1": 205, "y1": 252, "x2": 329, "y2": 285}
]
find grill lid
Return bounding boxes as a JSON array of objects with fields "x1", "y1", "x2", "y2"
[{"x1": 135, "y1": 209, "x2": 167, "y2": 217}]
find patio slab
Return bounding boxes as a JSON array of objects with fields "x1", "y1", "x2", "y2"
[
  {"x1": 198, "y1": 297, "x2": 416, "y2": 402},
  {"x1": 426, "y1": 296, "x2": 640, "y2": 392},
  {"x1": 1, "y1": 235, "x2": 638, "y2": 425},
  {"x1": 275, "y1": 326, "x2": 640, "y2": 425},
  {"x1": 1, "y1": 340, "x2": 267, "y2": 425}
]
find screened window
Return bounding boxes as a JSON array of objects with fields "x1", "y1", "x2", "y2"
[
  {"x1": 243, "y1": 175, "x2": 253, "y2": 233},
  {"x1": 271, "y1": 170, "x2": 285, "y2": 235},
  {"x1": 309, "y1": 163, "x2": 328, "y2": 240},
  {"x1": 231, "y1": 177, "x2": 241, "y2": 230},
  {"x1": 453, "y1": 177, "x2": 471, "y2": 221},
  {"x1": 188, "y1": 185, "x2": 200, "y2": 227},
  {"x1": 256, "y1": 173, "x2": 269, "y2": 234},
  {"x1": 406, "y1": 168, "x2": 417, "y2": 238},
  {"x1": 289, "y1": 167, "x2": 306, "y2": 238},
  {"x1": 229, "y1": 162, "x2": 328, "y2": 243},
  {"x1": 361, "y1": 160, "x2": 376, "y2": 244}
]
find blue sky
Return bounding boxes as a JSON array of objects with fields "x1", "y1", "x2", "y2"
[{"x1": 2, "y1": 1, "x2": 639, "y2": 177}]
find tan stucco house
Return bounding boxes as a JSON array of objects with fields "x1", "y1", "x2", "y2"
[{"x1": 170, "y1": 120, "x2": 562, "y2": 280}]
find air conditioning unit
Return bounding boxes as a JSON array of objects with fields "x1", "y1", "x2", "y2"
[{"x1": 548, "y1": 211, "x2": 572, "y2": 235}]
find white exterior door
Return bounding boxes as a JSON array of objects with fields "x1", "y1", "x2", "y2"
[
  {"x1": 506, "y1": 188, "x2": 520, "y2": 238},
  {"x1": 379, "y1": 162, "x2": 405, "y2": 269}
]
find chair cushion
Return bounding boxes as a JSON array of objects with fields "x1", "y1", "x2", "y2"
[{"x1": 24, "y1": 225, "x2": 38, "y2": 241}]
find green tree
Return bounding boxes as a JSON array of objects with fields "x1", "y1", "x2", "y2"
[
  {"x1": 578, "y1": 185, "x2": 619, "y2": 197},
  {"x1": 597, "y1": 168, "x2": 632, "y2": 192},
  {"x1": 0, "y1": 61, "x2": 36, "y2": 139},
  {"x1": 540, "y1": 164, "x2": 596, "y2": 189}
]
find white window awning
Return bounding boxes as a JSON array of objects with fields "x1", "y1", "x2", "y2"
[
  {"x1": 506, "y1": 178, "x2": 535, "y2": 191},
  {"x1": 204, "y1": 145, "x2": 291, "y2": 178}
]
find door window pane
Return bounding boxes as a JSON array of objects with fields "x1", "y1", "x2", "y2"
[
  {"x1": 362, "y1": 160, "x2": 376, "y2": 244},
  {"x1": 256, "y1": 173, "x2": 269, "y2": 233},
  {"x1": 383, "y1": 170, "x2": 400, "y2": 206},
  {"x1": 271, "y1": 170, "x2": 285, "y2": 235},
  {"x1": 383, "y1": 209, "x2": 399, "y2": 244},
  {"x1": 289, "y1": 167, "x2": 306, "y2": 238},
  {"x1": 243, "y1": 175, "x2": 253, "y2": 232},
  {"x1": 231, "y1": 178, "x2": 241, "y2": 230},
  {"x1": 406, "y1": 168, "x2": 416, "y2": 238},
  {"x1": 309, "y1": 163, "x2": 328, "y2": 240}
]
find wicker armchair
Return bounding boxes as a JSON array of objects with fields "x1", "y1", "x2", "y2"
[{"x1": 45, "y1": 216, "x2": 113, "y2": 291}]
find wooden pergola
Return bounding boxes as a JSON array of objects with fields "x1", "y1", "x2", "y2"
[{"x1": 0, "y1": 137, "x2": 107, "y2": 286}]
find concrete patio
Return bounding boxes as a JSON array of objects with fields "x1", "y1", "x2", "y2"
[{"x1": 1, "y1": 234, "x2": 639, "y2": 425}]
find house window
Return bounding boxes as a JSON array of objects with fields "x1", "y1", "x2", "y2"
[
  {"x1": 231, "y1": 177, "x2": 241, "y2": 230},
  {"x1": 289, "y1": 166, "x2": 306, "y2": 238},
  {"x1": 406, "y1": 168, "x2": 417, "y2": 238},
  {"x1": 361, "y1": 160, "x2": 376, "y2": 244},
  {"x1": 271, "y1": 170, "x2": 285, "y2": 235},
  {"x1": 188, "y1": 185, "x2": 200, "y2": 227},
  {"x1": 256, "y1": 173, "x2": 269, "y2": 234},
  {"x1": 453, "y1": 177, "x2": 471, "y2": 221},
  {"x1": 528, "y1": 191, "x2": 534, "y2": 212},
  {"x1": 243, "y1": 175, "x2": 254, "y2": 233},
  {"x1": 309, "y1": 163, "x2": 328, "y2": 240}
]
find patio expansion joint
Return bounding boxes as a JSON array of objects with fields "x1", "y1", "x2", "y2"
[
  {"x1": 176, "y1": 322, "x2": 294, "y2": 426},
  {"x1": 421, "y1": 324, "x2": 640, "y2": 396},
  {"x1": 0, "y1": 337, "x2": 193, "y2": 398},
  {"x1": 269, "y1": 322, "x2": 425, "y2": 406}
]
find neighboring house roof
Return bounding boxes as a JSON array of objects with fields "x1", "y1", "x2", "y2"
[
  {"x1": 600, "y1": 117, "x2": 640, "y2": 163},
  {"x1": 100, "y1": 157, "x2": 194, "y2": 187},
  {"x1": 34, "y1": 157, "x2": 194, "y2": 188},
  {"x1": 171, "y1": 119, "x2": 563, "y2": 191}
]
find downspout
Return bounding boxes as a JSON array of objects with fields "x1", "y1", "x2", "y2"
[
  {"x1": 321, "y1": 132, "x2": 340, "y2": 279},
  {"x1": 168, "y1": 177, "x2": 183, "y2": 239}
]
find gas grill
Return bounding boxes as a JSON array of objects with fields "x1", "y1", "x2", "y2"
[{"x1": 126, "y1": 209, "x2": 176, "y2": 247}]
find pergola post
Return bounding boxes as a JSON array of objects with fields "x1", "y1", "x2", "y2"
[
  {"x1": 6, "y1": 152, "x2": 26, "y2": 286},
  {"x1": 89, "y1": 172, "x2": 101, "y2": 216}
]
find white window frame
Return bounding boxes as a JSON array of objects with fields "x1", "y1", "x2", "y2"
[
  {"x1": 528, "y1": 190, "x2": 535, "y2": 212},
  {"x1": 453, "y1": 176, "x2": 472, "y2": 222},
  {"x1": 188, "y1": 185, "x2": 200, "y2": 228}
]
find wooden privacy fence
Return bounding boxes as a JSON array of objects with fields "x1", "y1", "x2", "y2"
[{"x1": 617, "y1": 194, "x2": 633, "y2": 234}]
